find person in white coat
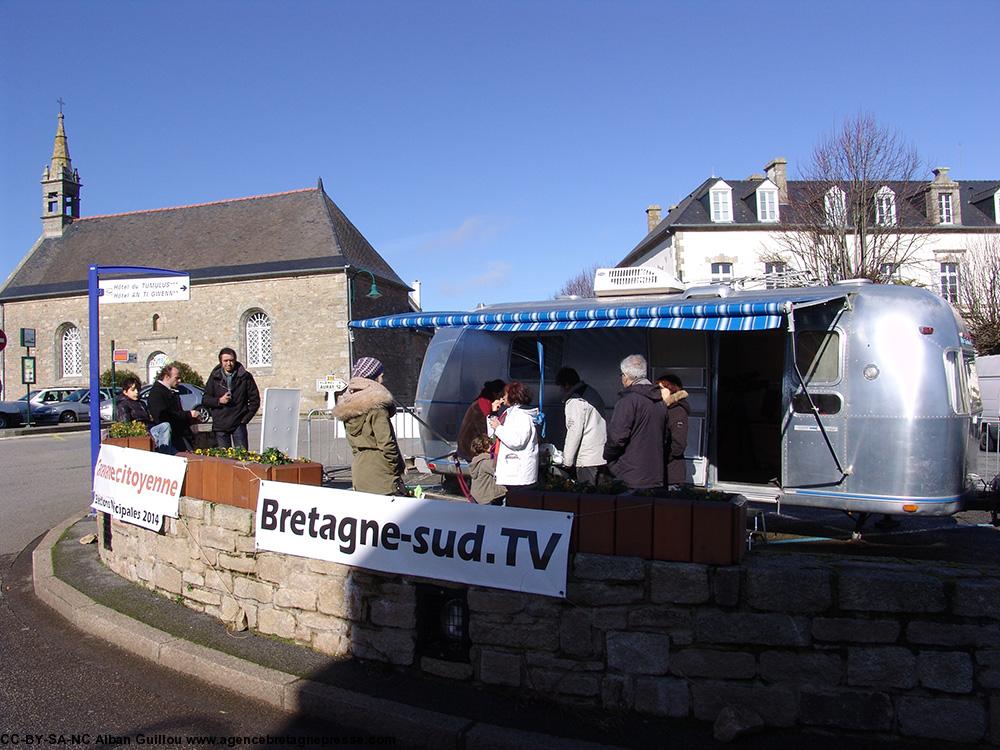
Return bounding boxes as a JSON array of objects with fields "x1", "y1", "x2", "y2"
[
  {"x1": 487, "y1": 381, "x2": 539, "y2": 488},
  {"x1": 555, "y1": 367, "x2": 607, "y2": 485}
]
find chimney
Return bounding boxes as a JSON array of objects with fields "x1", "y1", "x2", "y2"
[
  {"x1": 409, "y1": 279, "x2": 422, "y2": 310},
  {"x1": 646, "y1": 204, "x2": 662, "y2": 233},
  {"x1": 764, "y1": 157, "x2": 788, "y2": 203},
  {"x1": 932, "y1": 166, "x2": 951, "y2": 183}
]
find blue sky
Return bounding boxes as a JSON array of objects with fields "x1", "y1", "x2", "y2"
[{"x1": 2, "y1": 1, "x2": 998, "y2": 312}]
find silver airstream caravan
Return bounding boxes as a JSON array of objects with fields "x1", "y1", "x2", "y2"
[{"x1": 352, "y1": 280, "x2": 981, "y2": 517}]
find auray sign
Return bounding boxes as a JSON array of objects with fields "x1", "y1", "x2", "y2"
[
  {"x1": 92, "y1": 445, "x2": 186, "y2": 532},
  {"x1": 255, "y1": 482, "x2": 573, "y2": 598},
  {"x1": 99, "y1": 275, "x2": 191, "y2": 304}
]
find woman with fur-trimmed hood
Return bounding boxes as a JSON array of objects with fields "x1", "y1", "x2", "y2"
[{"x1": 333, "y1": 357, "x2": 405, "y2": 495}]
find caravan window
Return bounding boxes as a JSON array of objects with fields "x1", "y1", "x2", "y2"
[
  {"x1": 795, "y1": 330, "x2": 841, "y2": 384},
  {"x1": 965, "y1": 353, "x2": 982, "y2": 415},
  {"x1": 509, "y1": 336, "x2": 564, "y2": 381},
  {"x1": 945, "y1": 350, "x2": 970, "y2": 415},
  {"x1": 792, "y1": 392, "x2": 842, "y2": 415}
]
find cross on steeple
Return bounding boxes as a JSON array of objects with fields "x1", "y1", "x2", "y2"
[{"x1": 57, "y1": 97, "x2": 66, "y2": 114}]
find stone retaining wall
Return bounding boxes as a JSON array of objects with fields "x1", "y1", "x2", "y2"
[{"x1": 98, "y1": 499, "x2": 1000, "y2": 745}]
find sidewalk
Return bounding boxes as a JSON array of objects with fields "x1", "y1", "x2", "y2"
[{"x1": 34, "y1": 514, "x2": 645, "y2": 750}]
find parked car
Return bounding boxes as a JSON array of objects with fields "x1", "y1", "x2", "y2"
[
  {"x1": 0, "y1": 393, "x2": 61, "y2": 428},
  {"x1": 132, "y1": 382, "x2": 210, "y2": 423},
  {"x1": 28, "y1": 387, "x2": 80, "y2": 406},
  {"x1": 46, "y1": 387, "x2": 118, "y2": 424}
]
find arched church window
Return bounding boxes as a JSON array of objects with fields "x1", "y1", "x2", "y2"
[
  {"x1": 245, "y1": 310, "x2": 272, "y2": 368},
  {"x1": 152, "y1": 314, "x2": 160, "y2": 332},
  {"x1": 60, "y1": 324, "x2": 82, "y2": 378},
  {"x1": 148, "y1": 352, "x2": 168, "y2": 384}
]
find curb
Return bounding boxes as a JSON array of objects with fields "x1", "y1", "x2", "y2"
[
  {"x1": 32, "y1": 514, "x2": 622, "y2": 750},
  {"x1": 2, "y1": 423, "x2": 91, "y2": 438}
]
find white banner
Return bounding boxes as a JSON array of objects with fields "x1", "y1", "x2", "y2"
[
  {"x1": 91, "y1": 445, "x2": 187, "y2": 532},
  {"x1": 99, "y1": 275, "x2": 190, "y2": 304},
  {"x1": 255, "y1": 481, "x2": 573, "y2": 598}
]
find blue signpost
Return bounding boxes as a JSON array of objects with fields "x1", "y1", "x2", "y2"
[{"x1": 87, "y1": 264, "x2": 188, "y2": 479}]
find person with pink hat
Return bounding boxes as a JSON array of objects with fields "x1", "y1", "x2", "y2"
[{"x1": 332, "y1": 357, "x2": 406, "y2": 495}]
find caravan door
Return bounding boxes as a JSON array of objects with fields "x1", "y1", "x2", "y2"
[{"x1": 783, "y1": 324, "x2": 848, "y2": 488}]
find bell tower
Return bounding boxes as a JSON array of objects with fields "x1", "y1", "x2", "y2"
[{"x1": 41, "y1": 108, "x2": 82, "y2": 237}]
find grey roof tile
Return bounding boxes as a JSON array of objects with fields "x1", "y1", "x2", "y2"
[{"x1": 0, "y1": 186, "x2": 406, "y2": 301}]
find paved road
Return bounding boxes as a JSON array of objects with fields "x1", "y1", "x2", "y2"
[{"x1": 0, "y1": 427, "x2": 403, "y2": 747}]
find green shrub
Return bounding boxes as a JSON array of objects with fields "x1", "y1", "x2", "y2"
[
  {"x1": 108, "y1": 420, "x2": 149, "y2": 438},
  {"x1": 158, "y1": 360, "x2": 204, "y2": 388},
  {"x1": 192, "y1": 446, "x2": 307, "y2": 465},
  {"x1": 100, "y1": 368, "x2": 141, "y2": 388}
]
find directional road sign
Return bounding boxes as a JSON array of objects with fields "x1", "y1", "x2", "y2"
[{"x1": 98, "y1": 275, "x2": 191, "y2": 304}]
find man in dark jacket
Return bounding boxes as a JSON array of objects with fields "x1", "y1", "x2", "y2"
[
  {"x1": 657, "y1": 373, "x2": 691, "y2": 487},
  {"x1": 603, "y1": 354, "x2": 667, "y2": 491},
  {"x1": 201, "y1": 347, "x2": 261, "y2": 449},
  {"x1": 147, "y1": 364, "x2": 200, "y2": 451}
]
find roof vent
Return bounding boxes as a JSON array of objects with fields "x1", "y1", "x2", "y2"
[
  {"x1": 594, "y1": 267, "x2": 686, "y2": 297},
  {"x1": 682, "y1": 284, "x2": 735, "y2": 299}
]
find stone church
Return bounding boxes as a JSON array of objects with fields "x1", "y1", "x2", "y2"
[{"x1": 0, "y1": 114, "x2": 426, "y2": 407}]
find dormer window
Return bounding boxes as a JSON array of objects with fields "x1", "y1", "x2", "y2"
[
  {"x1": 710, "y1": 182, "x2": 733, "y2": 223},
  {"x1": 824, "y1": 186, "x2": 848, "y2": 226},
  {"x1": 939, "y1": 192, "x2": 954, "y2": 224},
  {"x1": 875, "y1": 187, "x2": 897, "y2": 226},
  {"x1": 757, "y1": 187, "x2": 779, "y2": 223}
]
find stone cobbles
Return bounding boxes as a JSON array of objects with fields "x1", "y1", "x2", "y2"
[
  {"x1": 478, "y1": 648, "x2": 521, "y2": 687},
  {"x1": 895, "y1": 696, "x2": 987, "y2": 743},
  {"x1": 812, "y1": 617, "x2": 900, "y2": 643},
  {"x1": 634, "y1": 676, "x2": 690, "y2": 718},
  {"x1": 691, "y1": 681, "x2": 798, "y2": 727},
  {"x1": 710, "y1": 566, "x2": 741, "y2": 607},
  {"x1": 847, "y1": 647, "x2": 917, "y2": 689},
  {"x1": 670, "y1": 648, "x2": 755, "y2": 680},
  {"x1": 953, "y1": 579, "x2": 1000, "y2": 619},
  {"x1": 798, "y1": 688, "x2": 893, "y2": 731},
  {"x1": 694, "y1": 612, "x2": 811, "y2": 647},
  {"x1": 758, "y1": 650, "x2": 842, "y2": 686},
  {"x1": 746, "y1": 566, "x2": 832, "y2": 613},
  {"x1": 839, "y1": 570, "x2": 947, "y2": 613},
  {"x1": 917, "y1": 651, "x2": 974, "y2": 694},
  {"x1": 573, "y1": 553, "x2": 645, "y2": 581},
  {"x1": 606, "y1": 631, "x2": 670, "y2": 675},
  {"x1": 650, "y1": 562, "x2": 710, "y2": 604}
]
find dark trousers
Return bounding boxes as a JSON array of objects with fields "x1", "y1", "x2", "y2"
[
  {"x1": 214, "y1": 423, "x2": 249, "y2": 450},
  {"x1": 574, "y1": 465, "x2": 602, "y2": 486}
]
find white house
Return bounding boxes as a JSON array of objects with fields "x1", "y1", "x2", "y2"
[{"x1": 619, "y1": 158, "x2": 1000, "y2": 304}]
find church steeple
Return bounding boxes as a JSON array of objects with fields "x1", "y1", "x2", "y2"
[{"x1": 41, "y1": 109, "x2": 82, "y2": 237}]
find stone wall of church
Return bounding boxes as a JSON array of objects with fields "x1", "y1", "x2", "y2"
[
  {"x1": 351, "y1": 283, "x2": 429, "y2": 405},
  {"x1": 0, "y1": 272, "x2": 419, "y2": 410}
]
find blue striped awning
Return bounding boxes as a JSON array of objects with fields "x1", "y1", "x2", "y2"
[{"x1": 350, "y1": 295, "x2": 846, "y2": 333}]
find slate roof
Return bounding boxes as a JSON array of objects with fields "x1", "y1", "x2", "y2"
[
  {"x1": 619, "y1": 176, "x2": 1000, "y2": 268},
  {"x1": 0, "y1": 184, "x2": 407, "y2": 302}
]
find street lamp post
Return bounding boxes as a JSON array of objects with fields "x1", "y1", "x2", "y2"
[{"x1": 345, "y1": 266, "x2": 381, "y2": 376}]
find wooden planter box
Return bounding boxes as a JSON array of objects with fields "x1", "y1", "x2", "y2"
[
  {"x1": 177, "y1": 453, "x2": 324, "y2": 509},
  {"x1": 507, "y1": 487, "x2": 747, "y2": 565},
  {"x1": 102, "y1": 436, "x2": 154, "y2": 451}
]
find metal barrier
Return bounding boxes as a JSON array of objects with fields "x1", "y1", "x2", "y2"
[{"x1": 305, "y1": 407, "x2": 423, "y2": 474}]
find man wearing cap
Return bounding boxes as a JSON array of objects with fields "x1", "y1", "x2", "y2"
[{"x1": 332, "y1": 357, "x2": 406, "y2": 495}]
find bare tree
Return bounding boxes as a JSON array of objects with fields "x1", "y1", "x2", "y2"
[
  {"x1": 961, "y1": 236, "x2": 1000, "y2": 355},
  {"x1": 774, "y1": 114, "x2": 928, "y2": 284},
  {"x1": 555, "y1": 263, "x2": 601, "y2": 298}
]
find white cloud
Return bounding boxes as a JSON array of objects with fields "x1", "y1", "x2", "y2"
[
  {"x1": 438, "y1": 261, "x2": 512, "y2": 295},
  {"x1": 385, "y1": 215, "x2": 507, "y2": 256}
]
